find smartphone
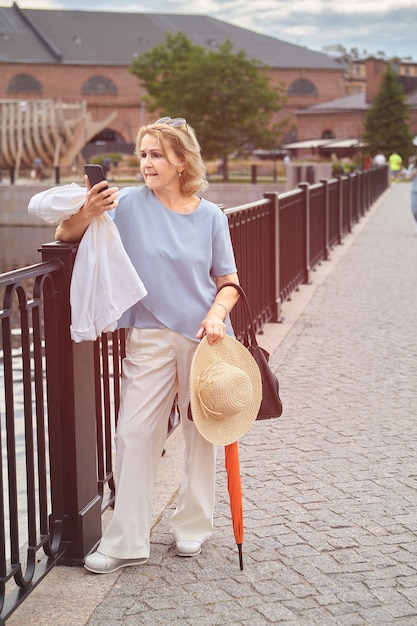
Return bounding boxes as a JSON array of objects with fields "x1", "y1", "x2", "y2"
[{"x1": 84, "y1": 164, "x2": 108, "y2": 188}]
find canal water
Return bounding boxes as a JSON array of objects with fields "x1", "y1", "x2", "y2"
[{"x1": 0, "y1": 225, "x2": 56, "y2": 273}]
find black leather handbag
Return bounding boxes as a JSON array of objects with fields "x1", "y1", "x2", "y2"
[{"x1": 217, "y1": 283, "x2": 283, "y2": 420}]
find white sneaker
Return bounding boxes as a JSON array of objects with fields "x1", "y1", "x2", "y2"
[
  {"x1": 84, "y1": 550, "x2": 147, "y2": 574},
  {"x1": 175, "y1": 540, "x2": 202, "y2": 557}
]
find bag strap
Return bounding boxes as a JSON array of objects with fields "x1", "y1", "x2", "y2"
[{"x1": 216, "y1": 282, "x2": 259, "y2": 349}]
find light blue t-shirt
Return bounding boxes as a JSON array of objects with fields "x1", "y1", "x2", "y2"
[{"x1": 111, "y1": 185, "x2": 237, "y2": 341}]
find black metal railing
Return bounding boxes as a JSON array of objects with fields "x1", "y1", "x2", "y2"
[
  {"x1": 0, "y1": 259, "x2": 68, "y2": 623},
  {"x1": 0, "y1": 165, "x2": 389, "y2": 622}
]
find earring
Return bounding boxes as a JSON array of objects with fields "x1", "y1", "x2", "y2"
[{"x1": 178, "y1": 171, "x2": 182, "y2": 177}]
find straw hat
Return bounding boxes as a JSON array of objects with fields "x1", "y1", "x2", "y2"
[{"x1": 190, "y1": 335, "x2": 262, "y2": 445}]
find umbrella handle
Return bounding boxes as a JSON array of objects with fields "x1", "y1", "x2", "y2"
[{"x1": 238, "y1": 543, "x2": 243, "y2": 570}]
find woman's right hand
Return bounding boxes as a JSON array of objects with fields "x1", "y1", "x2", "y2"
[
  {"x1": 82, "y1": 175, "x2": 119, "y2": 220},
  {"x1": 55, "y1": 176, "x2": 120, "y2": 242}
]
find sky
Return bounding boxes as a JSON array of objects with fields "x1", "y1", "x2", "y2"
[{"x1": 15, "y1": 0, "x2": 417, "y2": 61}]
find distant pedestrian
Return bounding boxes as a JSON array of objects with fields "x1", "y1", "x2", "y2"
[
  {"x1": 102, "y1": 157, "x2": 112, "y2": 178},
  {"x1": 388, "y1": 151, "x2": 403, "y2": 182},
  {"x1": 364, "y1": 154, "x2": 373, "y2": 170},
  {"x1": 33, "y1": 156, "x2": 45, "y2": 181},
  {"x1": 405, "y1": 156, "x2": 417, "y2": 233},
  {"x1": 373, "y1": 151, "x2": 386, "y2": 166}
]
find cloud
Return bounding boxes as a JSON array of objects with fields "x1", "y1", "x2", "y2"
[{"x1": 17, "y1": 0, "x2": 417, "y2": 59}]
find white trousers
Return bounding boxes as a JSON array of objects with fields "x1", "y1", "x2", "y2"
[{"x1": 98, "y1": 328, "x2": 216, "y2": 559}]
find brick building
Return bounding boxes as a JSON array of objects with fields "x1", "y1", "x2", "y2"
[
  {"x1": 0, "y1": 3, "x2": 345, "y2": 168},
  {"x1": 287, "y1": 58, "x2": 417, "y2": 158},
  {"x1": 323, "y1": 44, "x2": 417, "y2": 96}
]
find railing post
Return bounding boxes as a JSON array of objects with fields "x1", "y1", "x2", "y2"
[
  {"x1": 264, "y1": 192, "x2": 282, "y2": 322},
  {"x1": 362, "y1": 170, "x2": 367, "y2": 211},
  {"x1": 355, "y1": 171, "x2": 362, "y2": 221},
  {"x1": 347, "y1": 174, "x2": 353, "y2": 233},
  {"x1": 40, "y1": 241, "x2": 102, "y2": 563},
  {"x1": 320, "y1": 178, "x2": 331, "y2": 260},
  {"x1": 298, "y1": 182, "x2": 311, "y2": 285},
  {"x1": 363, "y1": 171, "x2": 367, "y2": 215},
  {"x1": 336, "y1": 176, "x2": 343, "y2": 244}
]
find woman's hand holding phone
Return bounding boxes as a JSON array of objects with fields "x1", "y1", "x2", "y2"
[
  {"x1": 84, "y1": 163, "x2": 109, "y2": 188},
  {"x1": 84, "y1": 163, "x2": 119, "y2": 216}
]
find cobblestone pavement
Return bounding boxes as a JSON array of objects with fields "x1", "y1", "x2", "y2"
[{"x1": 9, "y1": 183, "x2": 417, "y2": 625}]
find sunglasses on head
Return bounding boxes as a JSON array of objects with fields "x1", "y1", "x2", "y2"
[{"x1": 155, "y1": 116, "x2": 187, "y2": 129}]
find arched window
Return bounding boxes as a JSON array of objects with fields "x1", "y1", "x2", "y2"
[
  {"x1": 82, "y1": 75, "x2": 117, "y2": 95},
  {"x1": 88, "y1": 128, "x2": 125, "y2": 143},
  {"x1": 322, "y1": 130, "x2": 335, "y2": 139},
  {"x1": 287, "y1": 79, "x2": 318, "y2": 97},
  {"x1": 7, "y1": 74, "x2": 42, "y2": 93}
]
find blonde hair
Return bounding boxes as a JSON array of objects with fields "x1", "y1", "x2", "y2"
[{"x1": 135, "y1": 120, "x2": 208, "y2": 195}]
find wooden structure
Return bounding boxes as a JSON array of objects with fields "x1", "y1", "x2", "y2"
[{"x1": 0, "y1": 99, "x2": 116, "y2": 173}]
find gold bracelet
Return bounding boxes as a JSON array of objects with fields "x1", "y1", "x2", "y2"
[{"x1": 213, "y1": 301, "x2": 228, "y2": 317}]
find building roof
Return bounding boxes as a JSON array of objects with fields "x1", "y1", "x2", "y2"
[
  {"x1": 297, "y1": 88, "x2": 417, "y2": 115},
  {"x1": 282, "y1": 139, "x2": 331, "y2": 149},
  {"x1": 0, "y1": 3, "x2": 341, "y2": 70},
  {"x1": 282, "y1": 137, "x2": 366, "y2": 150},
  {"x1": 297, "y1": 93, "x2": 369, "y2": 115}
]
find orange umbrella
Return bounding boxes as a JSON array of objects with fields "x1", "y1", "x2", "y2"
[{"x1": 225, "y1": 441, "x2": 244, "y2": 570}]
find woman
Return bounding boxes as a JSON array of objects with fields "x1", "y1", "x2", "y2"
[{"x1": 55, "y1": 117, "x2": 240, "y2": 573}]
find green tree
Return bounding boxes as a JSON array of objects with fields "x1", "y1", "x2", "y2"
[
  {"x1": 363, "y1": 63, "x2": 414, "y2": 160},
  {"x1": 129, "y1": 32, "x2": 287, "y2": 179}
]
